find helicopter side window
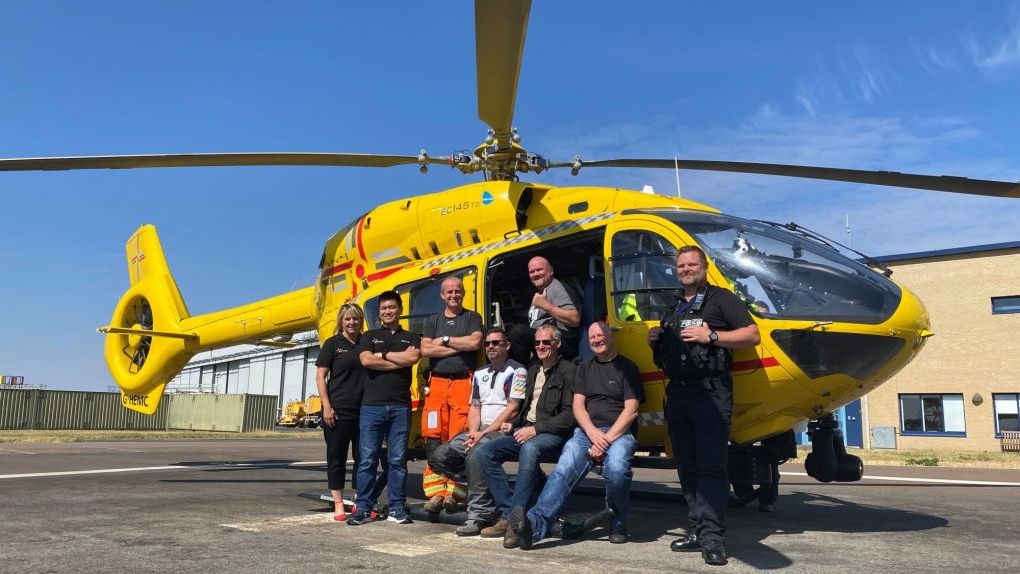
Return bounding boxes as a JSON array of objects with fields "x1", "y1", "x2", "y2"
[
  {"x1": 609, "y1": 230, "x2": 679, "y2": 322},
  {"x1": 398, "y1": 267, "x2": 478, "y2": 335}
]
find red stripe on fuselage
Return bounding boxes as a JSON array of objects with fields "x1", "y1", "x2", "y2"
[
  {"x1": 733, "y1": 356, "x2": 780, "y2": 371},
  {"x1": 355, "y1": 216, "x2": 367, "y2": 261},
  {"x1": 319, "y1": 260, "x2": 353, "y2": 279},
  {"x1": 366, "y1": 267, "x2": 401, "y2": 282}
]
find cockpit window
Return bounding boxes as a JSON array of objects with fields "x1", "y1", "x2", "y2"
[{"x1": 654, "y1": 210, "x2": 901, "y2": 324}]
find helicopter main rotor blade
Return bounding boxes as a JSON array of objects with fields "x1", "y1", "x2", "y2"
[
  {"x1": 550, "y1": 158, "x2": 1020, "y2": 198},
  {"x1": 475, "y1": 0, "x2": 531, "y2": 138},
  {"x1": 0, "y1": 152, "x2": 450, "y2": 172}
]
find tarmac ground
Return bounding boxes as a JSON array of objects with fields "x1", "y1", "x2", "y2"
[{"x1": 1, "y1": 439, "x2": 1018, "y2": 573}]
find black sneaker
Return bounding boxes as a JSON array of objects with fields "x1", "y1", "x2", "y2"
[
  {"x1": 508, "y1": 505, "x2": 533, "y2": 550},
  {"x1": 608, "y1": 524, "x2": 628, "y2": 544},
  {"x1": 346, "y1": 511, "x2": 372, "y2": 526},
  {"x1": 387, "y1": 508, "x2": 413, "y2": 524}
]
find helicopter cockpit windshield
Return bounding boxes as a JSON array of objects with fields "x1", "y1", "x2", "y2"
[{"x1": 645, "y1": 210, "x2": 902, "y2": 324}]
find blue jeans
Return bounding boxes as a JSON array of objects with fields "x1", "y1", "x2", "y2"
[
  {"x1": 527, "y1": 426, "x2": 637, "y2": 541},
  {"x1": 473, "y1": 430, "x2": 567, "y2": 519},
  {"x1": 354, "y1": 404, "x2": 410, "y2": 513}
]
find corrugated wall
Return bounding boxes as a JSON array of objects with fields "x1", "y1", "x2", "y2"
[
  {"x1": 166, "y1": 393, "x2": 277, "y2": 432},
  {"x1": 35, "y1": 390, "x2": 170, "y2": 430},
  {"x1": 1, "y1": 389, "x2": 277, "y2": 432},
  {"x1": 241, "y1": 394, "x2": 278, "y2": 432},
  {"x1": 0, "y1": 389, "x2": 40, "y2": 429}
]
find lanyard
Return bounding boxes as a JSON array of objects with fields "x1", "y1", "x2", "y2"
[{"x1": 674, "y1": 286, "x2": 706, "y2": 317}]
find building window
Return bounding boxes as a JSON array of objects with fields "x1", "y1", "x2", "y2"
[
  {"x1": 991, "y1": 296, "x2": 1020, "y2": 315},
  {"x1": 899, "y1": 394, "x2": 966, "y2": 436},
  {"x1": 993, "y1": 394, "x2": 1020, "y2": 436}
]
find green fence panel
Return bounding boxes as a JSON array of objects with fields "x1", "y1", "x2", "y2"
[
  {"x1": 35, "y1": 390, "x2": 169, "y2": 430},
  {"x1": 0, "y1": 389, "x2": 39, "y2": 429}
]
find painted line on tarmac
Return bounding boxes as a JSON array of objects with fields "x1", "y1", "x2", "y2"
[
  {"x1": 221, "y1": 513, "x2": 334, "y2": 533},
  {"x1": 784, "y1": 471, "x2": 1020, "y2": 487},
  {"x1": 0, "y1": 447, "x2": 38, "y2": 455},
  {"x1": 80, "y1": 445, "x2": 147, "y2": 453},
  {"x1": 0, "y1": 459, "x2": 327, "y2": 480}
]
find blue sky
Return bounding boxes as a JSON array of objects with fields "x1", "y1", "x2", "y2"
[{"x1": 1, "y1": 1, "x2": 1018, "y2": 390}]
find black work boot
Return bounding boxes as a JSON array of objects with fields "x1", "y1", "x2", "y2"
[
  {"x1": 701, "y1": 540, "x2": 728, "y2": 566},
  {"x1": 508, "y1": 505, "x2": 533, "y2": 550}
]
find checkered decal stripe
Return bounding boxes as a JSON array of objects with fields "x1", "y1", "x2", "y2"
[
  {"x1": 420, "y1": 211, "x2": 614, "y2": 268},
  {"x1": 638, "y1": 411, "x2": 667, "y2": 426}
]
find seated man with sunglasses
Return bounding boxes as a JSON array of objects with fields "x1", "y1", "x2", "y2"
[
  {"x1": 473, "y1": 324, "x2": 577, "y2": 548},
  {"x1": 426, "y1": 327, "x2": 527, "y2": 536}
]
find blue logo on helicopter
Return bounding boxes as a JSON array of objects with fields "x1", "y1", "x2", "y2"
[{"x1": 481, "y1": 191, "x2": 494, "y2": 205}]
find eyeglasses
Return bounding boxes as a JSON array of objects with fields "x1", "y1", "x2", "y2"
[
  {"x1": 534, "y1": 339, "x2": 556, "y2": 347},
  {"x1": 484, "y1": 340, "x2": 507, "y2": 347}
]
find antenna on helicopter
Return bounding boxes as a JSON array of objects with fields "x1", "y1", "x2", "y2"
[
  {"x1": 674, "y1": 156, "x2": 682, "y2": 197},
  {"x1": 845, "y1": 214, "x2": 852, "y2": 251}
]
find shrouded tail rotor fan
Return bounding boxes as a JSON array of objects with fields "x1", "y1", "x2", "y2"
[{"x1": 119, "y1": 297, "x2": 153, "y2": 373}]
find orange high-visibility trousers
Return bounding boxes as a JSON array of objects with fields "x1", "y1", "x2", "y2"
[{"x1": 422, "y1": 374, "x2": 472, "y2": 499}]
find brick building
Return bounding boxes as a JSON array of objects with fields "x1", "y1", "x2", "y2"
[{"x1": 862, "y1": 241, "x2": 1020, "y2": 451}]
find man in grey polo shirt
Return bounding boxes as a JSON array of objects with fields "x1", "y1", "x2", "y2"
[{"x1": 527, "y1": 256, "x2": 581, "y2": 360}]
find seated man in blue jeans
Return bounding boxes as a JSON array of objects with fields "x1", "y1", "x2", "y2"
[
  {"x1": 349, "y1": 290, "x2": 422, "y2": 525},
  {"x1": 509, "y1": 320, "x2": 644, "y2": 548},
  {"x1": 473, "y1": 324, "x2": 577, "y2": 548}
]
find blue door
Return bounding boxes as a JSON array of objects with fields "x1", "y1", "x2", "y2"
[{"x1": 843, "y1": 399, "x2": 863, "y2": 447}]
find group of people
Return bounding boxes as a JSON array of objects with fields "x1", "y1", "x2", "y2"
[{"x1": 314, "y1": 248, "x2": 759, "y2": 567}]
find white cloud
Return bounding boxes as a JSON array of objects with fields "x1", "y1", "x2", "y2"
[
  {"x1": 966, "y1": 12, "x2": 1020, "y2": 70},
  {"x1": 532, "y1": 110, "x2": 1020, "y2": 257}
]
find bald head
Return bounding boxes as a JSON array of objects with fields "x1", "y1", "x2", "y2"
[
  {"x1": 440, "y1": 276, "x2": 465, "y2": 312},
  {"x1": 528, "y1": 256, "x2": 554, "y2": 290},
  {"x1": 588, "y1": 320, "x2": 615, "y2": 359}
]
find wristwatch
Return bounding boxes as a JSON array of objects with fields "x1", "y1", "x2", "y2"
[
  {"x1": 381, "y1": 350, "x2": 389, "y2": 361},
  {"x1": 442, "y1": 335, "x2": 451, "y2": 347},
  {"x1": 708, "y1": 330, "x2": 719, "y2": 344}
]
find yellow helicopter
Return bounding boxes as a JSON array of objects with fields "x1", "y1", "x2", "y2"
[{"x1": 1, "y1": 1, "x2": 1018, "y2": 482}]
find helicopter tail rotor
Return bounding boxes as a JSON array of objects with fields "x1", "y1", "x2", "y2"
[
  {"x1": 100, "y1": 225, "x2": 321, "y2": 414},
  {"x1": 101, "y1": 225, "x2": 196, "y2": 414}
]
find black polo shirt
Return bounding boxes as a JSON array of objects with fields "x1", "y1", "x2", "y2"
[
  {"x1": 422, "y1": 308, "x2": 483, "y2": 376},
  {"x1": 574, "y1": 354, "x2": 644, "y2": 435},
  {"x1": 315, "y1": 334, "x2": 367, "y2": 417},
  {"x1": 357, "y1": 326, "x2": 422, "y2": 406}
]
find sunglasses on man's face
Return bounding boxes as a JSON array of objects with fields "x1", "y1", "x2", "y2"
[
  {"x1": 534, "y1": 339, "x2": 556, "y2": 347},
  {"x1": 484, "y1": 340, "x2": 507, "y2": 347}
]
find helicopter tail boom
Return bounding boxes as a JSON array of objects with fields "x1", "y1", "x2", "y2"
[{"x1": 102, "y1": 225, "x2": 318, "y2": 414}]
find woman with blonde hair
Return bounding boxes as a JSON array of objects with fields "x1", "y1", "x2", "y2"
[{"x1": 315, "y1": 303, "x2": 368, "y2": 521}]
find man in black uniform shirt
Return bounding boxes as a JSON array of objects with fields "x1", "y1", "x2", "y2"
[
  {"x1": 647, "y1": 245, "x2": 760, "y2": 566},
  {"x1": 350, "y1": 290, "x2": 422, "y2": 525},
  {"x1": 419, "y1": 276, "x2": 483, "y2": 512}
]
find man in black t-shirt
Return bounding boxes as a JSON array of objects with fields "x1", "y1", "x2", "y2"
[
  {"x1": 419, "y1": 276, "x2": 483, "y2": 512},
  {"x1": 648, "y1": 245, "x2": 760, "y2": 566},
  {"x1": 509, "y1": 321, "x2": 644, "y2": 548},
  {"x1": 349, "y1": 290, "x2": 422, "y2": 526}
]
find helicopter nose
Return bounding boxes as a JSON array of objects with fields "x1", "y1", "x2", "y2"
[{"x1": 767, "y1": 284, "x2": 930, "y2": 385}]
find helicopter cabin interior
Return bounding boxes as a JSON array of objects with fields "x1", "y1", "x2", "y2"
[{"x1": 359, "y1": 222, "x2": 708, "y2": 363}]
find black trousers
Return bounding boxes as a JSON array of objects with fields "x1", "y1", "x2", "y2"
[
  {"x1": 323, "y1": 415, "x2": 360, "y2": 491},
  {"x1": 665, "y1": 377, "x2": 733, "y2": 543}
]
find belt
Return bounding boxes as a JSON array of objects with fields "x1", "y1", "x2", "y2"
[{"x1": 431, "y1": 371, "x2": 471, "y2": 379}]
